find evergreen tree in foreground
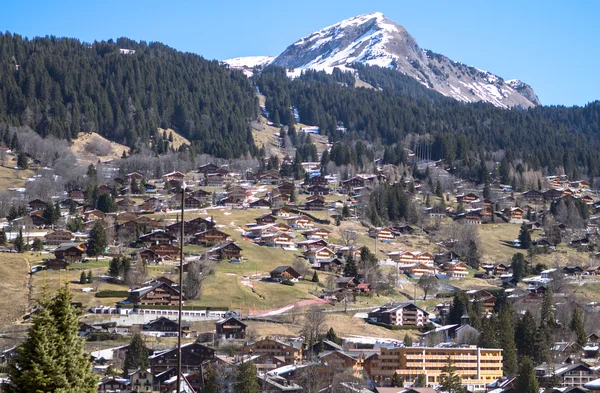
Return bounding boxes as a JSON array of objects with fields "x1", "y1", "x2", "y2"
[
  {"x1": 518, "y1": 223, "x2": 532, "y2": 249},
  {"x1": 516, "y1": 357, "x2": 539, "y2": 393},
  {"x1": 123, "y1": 333, "x2": 149, "y2": 376},
  {"x1": 234, "y1": 361, "x2": 260, "y2": 393},
  {"x1": 6, "y1": 287, "x2": 97, "y2": 393},
  {"x1": 87, "y1": 220, "x2": 107, "y2": 258},
  {"x1": 203, "y1": 363, "x2": 220, "y2": 393},
  {"x1": 439, "y1": 357, "x2": 465, "y2": 393},
  {"x1": 570, "y1": 308, "x2": 587, "y2": 347}
]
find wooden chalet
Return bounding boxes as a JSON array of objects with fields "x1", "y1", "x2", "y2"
[
  {"x1": 544, "y1": 189, "x2": 564, "y2": 199},
  {"x1": 199, "y1": 163, "x2": 220, "y2": 173},
  {"x1": 138, "y1": 230, "x2": 175, "y2": 246},
  {"x1": 193, "y1": 228, "x2": 230, "y2": 246},
  {"x1": 368, "y1": 227, "x2": 395, "y2": 241},
  {"x1": 149, "y1": 342, "x2": 214, "y2": 374},
  {"x1": 306, "y1": 175, "x2": 328, "y2": 187},
  {"x1": 442, "y1": 261, "x2": 469, "y2": 278},
  {"x1": 285, "y1": 215, "x2": 314, "y2": 228},
  {"x1": 148, "y1": 244, "x2": 179, "y2": 258},
  {"x1": 162, "y1": 171, "x2": 185, "y2": 181},
  {"x1": 67, "y1": 189, "x2": 85, "y2": 199},
  {"x1": 208, "y1": 241, "x2": 242, "y2": 260},
  {"x1": 296, "y1": 238, "x2": 328, "y2": 251},
  {"x1": 307, "y1": 185, "x2": 330, "y2": 196},
  {"x1": 260, "y1": 232, "x2": 295, "y2": 248},
  {"x1": 303, "y1": 247, "x2": 336, "y2": 263},
  {"x1": 143, "y1": 316, "x2": 190, "y2": 337},
  {"x1": 277, "y1": 182, "x2": 295, "y2": 198},
  {"x1": 313, "y1": 257, "x2": 344, "y2": 273},
  {"x1": 522, "y1": 189, "x2": 544, "y2": 202},
  {"x1": 398, "y1": 262, "x2": 436, "y2": 277},
  {"x1": 256, "y1": 169, "x2": 281, "y2": 184},
  {"x1": 338, "y1": 245, "x2": 363, "y2": 261},
  {"x1": 272, "y1": 206, "x2": 294, "y2": 217},
  {"x1": 250, "y1": 198, "x2": 271, "y2": 208},
  {"x1": 28, "y1": 199, "x2": 47, "y2": 211},
  {"x1": 302, "y1": 227, "x2": 331, "y2": 240},
  {"x1": 304, "y1": 198, "x2": 327, "y2": 211},
  {"x1": 456, "y1": 193, "x2": 480, "y2": 205},
  {"x1": 242, "y1": 338, "x2": 303, "y2": 364},
  {"x1": 44, "y1": 230, "x2": 73, "y2": 245},
  {"x1": 255, "y1": 213, "x2": 277, "y2": 225},
  {"x1": 216, "y1": 317, "x2": 247, "y2": 340},
  {"x1": 98, "y1": 377, "x2": 129, "y2": 392},
  {"x1": 342, "y1": 176, "x2": 365, "y2": 191},
  {"x1": 126, "y1": 282, "x2": 185, "y2": 307},
  {"x1": 193, "y1": 188, "x2": 212, "y2": 203},
  {"x1": 53, "y1": 242, "x2": 86, "y2": 261},
  {"x1": 83, "y1": 209, "x2": 105, "y2": 221},
  {"x1": 270, "y1": 266, "x2": 302, "y2": 280},
  {"x1": 336, "y1": 277, "x2": 359, "y2": 289},
  {"x1": 368, "y1": 302, "x2": 430, "y2": 326},
  {"x1": 466, "y1": 290, "x2": 497, "y2": 312}
]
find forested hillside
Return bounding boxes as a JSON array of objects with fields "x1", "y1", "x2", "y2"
[
  {"x1": 0, "y1": 33, "x2": 258, "y2": 158},
  {"x1": 255, "y1": 65, "x2": 600, "y2": 179}
]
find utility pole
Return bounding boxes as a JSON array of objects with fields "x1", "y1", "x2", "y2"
[{"x1": 177, "y1": 183, "x2": 186, "y2": 393}]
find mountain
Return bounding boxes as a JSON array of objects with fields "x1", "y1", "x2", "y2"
[{"x1": 267, "y1": 12, "x2": 540, "y2": 109}]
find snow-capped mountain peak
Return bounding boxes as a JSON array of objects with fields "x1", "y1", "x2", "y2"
[{"x1": 269, "y1": 12, "x2": 540, "y2": 108}]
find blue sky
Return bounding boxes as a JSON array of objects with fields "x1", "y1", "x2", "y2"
[{"x1": 1, "y1": 0, "x2": 598, "y2": 106}]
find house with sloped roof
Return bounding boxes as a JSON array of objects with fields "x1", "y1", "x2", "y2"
[
  {"x1": 125, "y1": 282, "x2": 186, "y2": 307},
  {"x1": 270, "y1": 266, "x2": 302, "y2": 280}
]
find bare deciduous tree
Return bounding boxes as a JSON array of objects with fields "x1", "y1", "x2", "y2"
[
  {"x1": 301, "y1": 306, "x2": 326, "y2": 350},
  {"x1": 340, "y1": 229, "x2": 358, "y2": 246}
]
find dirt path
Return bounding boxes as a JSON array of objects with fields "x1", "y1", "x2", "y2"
[{"x1": 249, "y1": 298, "x2": 329, "y2": 317}]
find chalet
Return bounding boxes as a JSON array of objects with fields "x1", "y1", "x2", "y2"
[
  {"x1": 356, "y1": 282, "x2": 371, "y2": 294},
  {"x1": 59, "y1": 198, "x2": 80, "y2": 211},
  {"x1": 167, "y1": 179, "x2": 182, "y2": 189},
  {"x1": 250, "y1": 198, "x2": 271, "y2": 208},
  {"x1": 126, "y1": 172, "x2": 143, "y2": 181},
  {"x1": 137, "y1": 249, "x2": 162, "y2": 264},
  {"x1": 199, "y1": 163, "x2": 220, "y2": 173},
  {"x1": 270, "y1": 266, "x2": 302, "y2": 280},
  {"x1": 83, "y1": 209, "x2": 105, "y2": 221},
  {"x1": 242, "y1": 338, "x2": 303, "y2": 364},
  {"x1": 307, "y1": 185, "x2": 330, "y2": 196},
  {"x1": 184, "y1": 196, "x2": 202, "y2": 209},
  {"x1": 342, "y1": 176, "x2": 365, "y2": 191},
  {"x1": 456, "y1": 193, "x2": 480, "y2": 205},
  {"x1": 304, "y1": 247, "x2": 336, "y2": 263},
  {"x1": 304, "y1": 198, "x2": 326, "y2": 211},
  {"x1": 193, "y1": 188, "x2": 212, "y2": 203},
  {"x1": 277, "y1": 182, "x2": 295, "y2": 198},
  {"x1": 149, "y1": 342, "x2": 214, "y2": 374},
  {"x1": 44, "y1": 230, "x2": 73, "y2": 245},
  {"x1": 116, "y1": 212, "x2": 138, "y2": 223},
  {"x1": 442, "y1": 261, "x2": 469, "y2": 278},
  {"x1": 194, "y1": 228, "x2": 230, "y2": 245},
  {"x1": 544, "y1": 189, "x2": 564, "y2": 199},
  {"x1": 162, "y1": 171, "x2": 185, "y2": 181},
  {"x1": 272, "y1": 207, "x2": 294, "y2": 217},
  {"x1": 97, "y1": 377, "x2": 129, "y2": 392},
  {"x1": 313, "y1": 257, "x2": 344, "y2": 273},
  {"x1": 302, "y1": 227, "x2": 331, "y2": 240},
  {"x1": 522, "y1": 189, "x2": 544, "y2": 202},
  {"x1": 247, "y1": 223, "x2": 281, "y2": 238},
  {"x1": 392, "y1": 225, "x2": 415, "y2": 235},
  {"x1": 216, "y1": 317, "x2": 247, "y2": 340},
  {"x1": 509, "y1": 207, "x2": 525, "y2": 221},
  {"x1": 142, "y1": 316, "x2": 190, "y2": 337},
  {"x1": 306, "y1": 175, "x2": 328, "y2": 187},
  {"x1": 256, "y1": 169, "x2": 281, "y2": 184},
  {"x1": 399, "y1": 262, "x2": 436, "y2": 277},
  {"x1": 368, "y1": 302, "x2": 430, "y2": 326},
  {"x1": 286, "y1": 215, "x2": 314, "y2": 229},
  {"x1": 434, "y1": 251, "x2": 461, "y2": 264},
  {"x1": 388, "y1": 251, "x2": 434, "y2": 266},
  {"x1": 260, "y1": 232, "x2": 295, "y2": 248},
  {"x1": 148, "y1": 244, "x2": 179, "y2": 258},
  {"x1": 138, "y1": 230, "x2": 175, "y2": 246},
  {"x1": 28, "y1": 199, "x2": 47, "y2": 211},
  {"x1": 336, "y1": 276, "x2": 359, "y2": 289},
  {"x1": 425, "y1": 204, "x2": 447, "y2": 218},
  {"x1": 129, "y1": 369, "x2": 153, "y2": 392},
  {"x1": 115, "y1": 197, "x2": 136, "y2": 212},
  {"x1": 258, "y1": 375, "x2": 303, "y2": 393},
  {"x1": 53, "y1": 242, "x2": 86, "y2": 261},
  {"x1": 126, "y1": 282, "x2": 185, "y2": 307},
  {"x1": 338, "y1": 245, "x2": 363, "y2": 261},
  {"x1": 144, "y1": 183, "x2": 156, "y2": 194},
  {"x1": 562, "y1": 266, "x2": 584, "y2": 276},
  {"x1": 454, "y1": 210, "x2": 483, "y2": 224},
  {"x1": 27, "y1": 212, "x2": 47, "y2": 228},
  {"x1": 98, "y1": 184, "x2": 113, "y2": 195},
  {"x1": 208, "y1": 241, "x2": 242, "y2": 260},
  {"x1": 466, "y1": 290, "x2": 497, "y2": 312},
  {"x1": 255, "y1": 213, "x2": 277, "y2": 225},
  {"x1": 67, "y1": 189, "x2": 85, "y2": 199},
  {"x1": 44, "y1": 259, "x2": 69, "y2": 270},
  {"x1": 296, "y1": 238, "x2": 328, "y2": 251},
  {"x1": 368, "y1": 227, "x2": 394, "y2": 241}
]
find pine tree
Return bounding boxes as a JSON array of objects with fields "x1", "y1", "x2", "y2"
[
  {"x1": 311, "y1": 271, "x2": 319, "y2": 283},
  {"x1": 413, "y1": 374, "x2": 427, "y2": 387},
  {"x1": 540, "y1": 288, "x2": 556, "y2": 327},
  {"x1": 6, "y1": 287, "x2": 98, "y2": 392},
  {"x1": 123, "y1": 333, "x2": 149, "y2": 376},
  {"x1": 516, "y1": 357, "x2": 539, "y2": 393},
  {"x1": 87, "y1": 271, "x2": 93, "y2": 284},
  {"x1": 391, "y1": 371, "x2": 403, "y2": 387},
  {"x1": 478, "y1": 314, "x2": 498, "y2": 348},
  {"x1": 448, "y1": 292, "x2": 470, "y2": 325},
  {"x1": 515, "y1": 311, "x2": 537, "y2": 360},
  {"x1": 80, "y1": 271, "x2": 87, "y2": 284},
  {"x1": 97, "y1": 194, "x2": 117, "y2": 213},
  {"x1": 439, "y1": 357, "x2": 464, "y2": 393},
  {"x1": 510, "y1": 253, "x2": 527, "y2": 282},
  {"x1": 570, "y1": 308, "x2": 586, "y2": 347},
  {"x1": 17, "y1": 152, "x2": 28, "y2": 169},
  {"x1": 498, "y1": 306, "x2": 518, "y2": 376},
  {"x1": 343, "y1": 254, "x2": 358, "y2": 278},
  {"x1": 234, "y1": 361, "x2": 260, "y2": 393},
  {"x1": 0, "y1": 229, "x2": 6, "y2": 245},
  {"x1": 325, "y1": 327, "x2": 342, "y2": 345},
  {"x1": 13, "y1": 229, "x2": 25, "y2": 252},
  {"x1": 203, "y1": 363, "x2": 219, "y2": 393},
  {"x1": 32, "y1": 238, "x2": 44, "y2": 251},
  {"x1": 518, "y1": 223, "x2": 532, "y2": 249},
  {"x1": 87, "y1": 221, "x2": 107, "y2": 258},
  {"x1": 403, "y1": 334, "x2": 413, "y2": 347}
]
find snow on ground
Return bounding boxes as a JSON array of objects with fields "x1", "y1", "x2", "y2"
[{"x1": 223, "y1": 56, "x2": 275, "y2": 68}]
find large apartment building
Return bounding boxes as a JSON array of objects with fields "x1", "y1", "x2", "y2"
[
  {"x1": 367, "y1": 302, "x2": 430, "y2": 326},
  {"x1": 366, "y1": 346, "x2": 503, "y2": 391}
]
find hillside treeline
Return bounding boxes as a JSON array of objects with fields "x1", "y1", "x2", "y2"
[
  {"x1": 0, "y1": 33, "x2": 258, "y2": 158},
  {"x1": 254, "y1": 65, "x2": 600, "y2": 179}
]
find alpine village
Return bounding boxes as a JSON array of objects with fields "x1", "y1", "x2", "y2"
[{"x1": 1, "y1": 9, "x2": 600, "y2": 393}]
